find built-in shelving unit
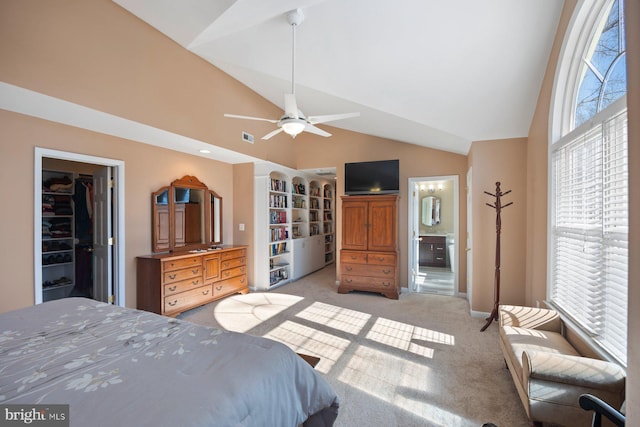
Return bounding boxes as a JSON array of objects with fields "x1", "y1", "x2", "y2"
[
  {"x1": 42, "y1": 169, "x2": 75, "y2": 302},
  {"x1": 267, "y1": 172, "x2": 291, "y2": 287},
  {"x1": 323, "y1": 183, "x2": 335, "y2": 264},
  {"x1": 254, "y1": 163, "x2": 335, "y2": 291}
]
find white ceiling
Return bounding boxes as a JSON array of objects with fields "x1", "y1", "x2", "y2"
[{"x1": 113, "y1": 0, "x2": 564, "y2": 155}]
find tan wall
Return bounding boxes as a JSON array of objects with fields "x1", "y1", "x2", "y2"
[
  {"x1": 468, "y1": 138, "x2": 527, "y2": 312},
  {"x1": 232, "y1": 163, "x2": 255, "y2": 284},
  {"x1": 525, "y1": 0, "x2": 578, "y2": 308},
  {"x1": 0, "y1": 0, "x2": 297, "y2": 168},
  {"x1": 0, "y1": 110, "x2": 235, "y2": 312},
  {"x1": 293, "y1": 129, "x2": 468, "y2": 292}
]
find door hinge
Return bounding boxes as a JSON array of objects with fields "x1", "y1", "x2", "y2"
[
  {"x1": 108, "y1": 237, "x2": 114, "y2": 245},
  {"x1": 109, "y1": 178, "x2": 114, "y2": 188},
  {"x1": 109, "y1": 295, "x2": 115, "y2": 304}
]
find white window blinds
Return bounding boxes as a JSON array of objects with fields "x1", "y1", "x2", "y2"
[{"x1": 550, "y1": 109, "x2": 628, "y2": 365}]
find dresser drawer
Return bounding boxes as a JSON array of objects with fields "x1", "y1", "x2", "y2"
[
  {"x1": 221, "y1": 257, "x2": 246, "y2": 270},
  {"x1": 341, "y1": 274, "x2": 396, "y2": 290},
  {"x1": 163, "y1": 266, "x2": 202, "y2": 284},
  {"x1": 213, "y1": 275, "x2": 247, "y2": 297},
  {"x1": 220, "y1": 265, "x2": 247, "y2": 280},
  {"x1": 340, "y1": 250, "x2": 367, "y2": 264},
  {"x1": 164, "y1": 285, "x2": 212, "y2": 314},
  {"x1": 341, "y1": 263, "x2": 395, "y2": 278},
  {"x1": 366, "y1": 253, "x2": 396, "y2": 266},
  {"x1": 163, "y1": 277, "x2": 203, "y2": 296},
  {"x1": 162, "y1": 256, "x2": 201, "y2": 272},
  {"x1": 221, "y1": 248, "x2": 247, "y2": 261}
]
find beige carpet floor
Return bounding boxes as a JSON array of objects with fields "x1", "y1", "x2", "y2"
[{"x1": 179, "y1": 265, "x2": 531, "y2": 427}]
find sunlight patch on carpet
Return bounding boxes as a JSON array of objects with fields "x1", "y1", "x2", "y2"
[
  {"x1": 295, "y1": 302, "x2": 371, "y2": 335},
  {"x1": 366, "y1": 317, "x2": 454, "y2": 358},
  {"x1": 262, "y1": 320, "x2": 350, "y2": 374},
  {"x1": 212, "y1": 293, "x2": 303, "y2": 333}
]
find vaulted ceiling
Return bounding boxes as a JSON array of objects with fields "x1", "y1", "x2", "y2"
[{"x1": 113, "y1": 0, "x2": 564, "y2": 154}]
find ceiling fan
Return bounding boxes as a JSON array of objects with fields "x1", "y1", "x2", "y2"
[{"x1": 224, "y1": 9, "x2": 359, "y2": 140}]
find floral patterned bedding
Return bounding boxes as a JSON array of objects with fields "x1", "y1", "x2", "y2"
[{"x1": 0, "y1": 298, "x2": 339, "y2": 427}]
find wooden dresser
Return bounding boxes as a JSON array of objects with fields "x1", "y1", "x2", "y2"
[
  {"x1": 137, "y1": 245, "x2": 248, "y2": 316},
  {"x1": 338, "y1": 195, "x2": 399, "y2": 299}
]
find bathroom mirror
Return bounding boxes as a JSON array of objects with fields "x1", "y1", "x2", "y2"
[
  {"x1": 152, "y1": 175, "x2": 222, "y2": 253},
  {"x1": 421, "y1": 196, "x2": 441, "y2": 226}
]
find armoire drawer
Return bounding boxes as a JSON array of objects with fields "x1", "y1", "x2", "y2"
[
  {"x1": 367, "y1": 253, "x2": 396, "y2": 266},
  {"x1": 340, "y1": 275, "x2": 396, "y2": 291},
  {"x1": 341, "y1": 263, "x2": 395, "y2": 278},
  {"x1": 340, "y1": 251, "x2": 367, "y2": 264}
]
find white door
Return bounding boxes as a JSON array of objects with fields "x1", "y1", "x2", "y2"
[
  {"x1": 410, "y1": 183, "x2": 420, "y2": 291},
  {"x1": 466, "y1": 168, "x2": 473, "y2": 309},
  {"x1": 93, "y1": 167, "x2": 112, "y2": 303}
]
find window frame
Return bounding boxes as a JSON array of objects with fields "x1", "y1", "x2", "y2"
[{"x1": 548, "y1": 0, "x2": 628, "y2": 366}]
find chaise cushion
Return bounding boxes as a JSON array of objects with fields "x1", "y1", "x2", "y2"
[{"x1": 500, "y1": 325, "x2": 580, "y2": 383}]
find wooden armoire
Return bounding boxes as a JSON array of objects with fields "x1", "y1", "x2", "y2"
[{"x1": 338, "y1": 194, "x2": 399, "y2": 299}]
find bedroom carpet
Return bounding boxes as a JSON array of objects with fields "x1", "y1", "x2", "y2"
[{"x1": 179, "y1": 265, "x2": 531, "y2": 427}]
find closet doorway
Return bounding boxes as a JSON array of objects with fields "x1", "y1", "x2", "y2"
[
  {"x1": 408, "y1": 175, "x2": 459, "y2": 295},
  {"x1": 34, "y1": 148, "x2": 125, "y2": 306}
]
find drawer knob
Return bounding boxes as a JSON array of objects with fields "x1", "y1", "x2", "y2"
[
  {"x1": 346, "y1": 266, "x2": 352, "y2": 271},
  {"x1": 224, "y1": 271, "x2": 230, "y2": 277},
  {"x1": 169, "y1": 274, "x2": 176, "y2": 280},
  {"x1": 168, "y1": 300, "x2": 177, "y2": 306},
  {"x1": 216, "y1": 285, "x2": 223, "y2": 291},
  {"x1": 202, "y1": 289, "x2": 210, "y2": 295},
  {"x1": 192, "y1": 269, "x2": 199, "y2": 274},
  {"x1": 350, "y1": 256, "x2": 357, "y2": 260},
  {"x1": 345, "y1": 279, "x2": 352, "y2": 283},
  {"x1": 376, "y1": 257, "x2": 384, "y2": 261},
  {"x1": 382, "y1": 282, "x2": 390, "y2": 287},
  {"x1": 192, "y1": 280, "x2": 199, "y2": 285},
  {"x1": 169, "y1": 285, "x2": 177, "y2": 291},
  {"x1": 383, "y1": 269, "x2": 392, "y2": 274},
  {"x1": 240, "y1": 278, "x2": 246, "y2": 284}
]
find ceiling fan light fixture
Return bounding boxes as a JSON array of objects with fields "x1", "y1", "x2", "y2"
[{"x1": 281, "y1": 119, "x2": 306, "y2": 137}]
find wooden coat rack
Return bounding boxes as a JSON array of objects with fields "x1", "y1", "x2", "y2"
[{"x1": 481, "y1": 182, "x2": 512, "y2": 332}]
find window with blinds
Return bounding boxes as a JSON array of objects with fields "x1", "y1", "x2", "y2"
[{"x1": 550, "y1": 108, "x2": 628, "y2": 364}]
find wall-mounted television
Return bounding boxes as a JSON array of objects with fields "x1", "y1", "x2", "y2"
[{"x1": 344, "y1": 159, "x2": 400, "y2": 195}]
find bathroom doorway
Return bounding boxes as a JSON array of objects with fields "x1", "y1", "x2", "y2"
[{"x1": 408, "y1": 175, "x2": 459, "y2": 295}]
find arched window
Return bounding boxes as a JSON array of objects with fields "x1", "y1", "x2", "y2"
[
  {"x1": 549, "y1": 0, "x2": 627, "y2": 365},
  {"x1": 574, "y1": 0, "x2": 626, "y2": 127}
]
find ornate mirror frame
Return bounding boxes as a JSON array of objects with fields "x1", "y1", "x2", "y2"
[{"x1": 152, "y1": 175, "x2": 222, "y2": 253}]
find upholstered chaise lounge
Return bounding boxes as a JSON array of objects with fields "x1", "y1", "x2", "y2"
[{"x1": 498, "y1": 305, "x2": 626, "y2": 427}]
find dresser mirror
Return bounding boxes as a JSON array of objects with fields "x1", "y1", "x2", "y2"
[
  {"x1": 421, "y1": 196, "x2": 441, "y2": 226},
  {"x1": 152, "y1": 175, "x2": 222, "y2": 253}
]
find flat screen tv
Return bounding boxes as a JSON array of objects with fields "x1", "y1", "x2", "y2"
[{"x1": 344, "y1": 159, "x2": 399, "y2": 195}]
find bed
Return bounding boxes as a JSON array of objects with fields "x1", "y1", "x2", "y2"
[{"x1": 0, "y1": 298, "x2": 339, "y2": 427}]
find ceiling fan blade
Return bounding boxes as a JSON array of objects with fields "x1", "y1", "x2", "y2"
[
  {"x1": 308, "y1": 112, "x2": 360, "y2": 125},
  {"x1": 262, "y1": 127, "x2": 284, "y2": 140},
  {"x1": 284, "y1": 94, "x2": 299, "y2": 119},
  {"x1": 224, "y1": 114, "x2": 278, "y2": 124},
  {"x1": 304, "y1": 123, "x2": 331, "y2": 137}
]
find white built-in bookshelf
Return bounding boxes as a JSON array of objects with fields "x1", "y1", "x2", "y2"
[{"x1": 254, "y1": 163, "x2": 335, "y2": 291}]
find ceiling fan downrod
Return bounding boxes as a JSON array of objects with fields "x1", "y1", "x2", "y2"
[{"x1": 287, "y1": 9, "x2": 304, "y2": 97}]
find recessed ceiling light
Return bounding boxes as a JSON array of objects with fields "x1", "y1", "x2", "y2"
[{"x1": 199, "y1": 149, "x2": 211, "y2": 154}]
